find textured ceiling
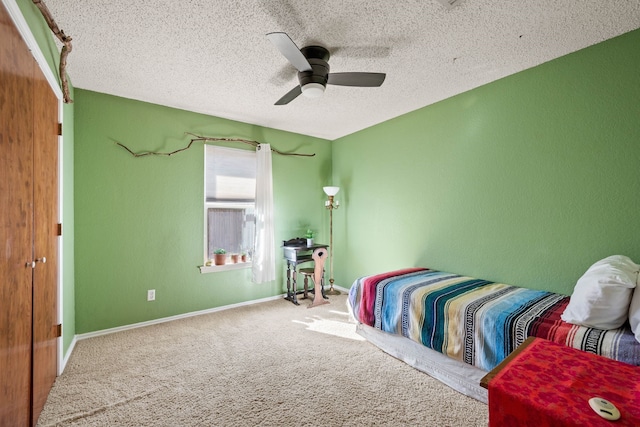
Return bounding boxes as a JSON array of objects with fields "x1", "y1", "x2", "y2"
[{"x1": 44, "y1": 0, "x2": 640, "y2": 140}]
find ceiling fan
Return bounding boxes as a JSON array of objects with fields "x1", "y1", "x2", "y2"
[{"x1": 266, "y1": 32, "x2": 386, "y2": 105}]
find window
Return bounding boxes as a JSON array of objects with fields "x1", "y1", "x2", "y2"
[{"x1": 204, "y1": 145, "x2": 256, "y2": 265}]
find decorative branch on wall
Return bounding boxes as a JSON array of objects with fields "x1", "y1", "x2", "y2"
[
  {"x1": 114, "y1": 133, "x2": 316, "y2": 158},
  {"x1": 32, "y1": 0, "x2": 73, "y2": 103}
]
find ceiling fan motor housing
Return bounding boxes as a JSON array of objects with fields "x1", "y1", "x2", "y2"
[
  {"x1": 267, "y1": 33, "x2": 386, "y2": 104},
  {"x1": 298, "y1": 46, "x2": 330, "y2": 87}
]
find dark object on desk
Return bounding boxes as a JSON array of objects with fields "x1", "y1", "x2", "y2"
[
  {"x1": 283, "y1": 237, "x2": 307, "y2": 247},
  {"x1": 282, "y1": 240, "x2": 329, "y2": 305}
]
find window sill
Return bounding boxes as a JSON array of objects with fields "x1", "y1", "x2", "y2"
[{"x1": 199, "y1": 262, "x2": 251, "y2": 274}]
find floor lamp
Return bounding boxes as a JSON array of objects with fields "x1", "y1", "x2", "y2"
[{"x1": 323, "y1": 186, "x2": 341, "y2": 295}]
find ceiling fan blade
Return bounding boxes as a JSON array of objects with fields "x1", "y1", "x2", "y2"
[
  {"x1": 327, "y1": 72, "x2": 386, "y2": 87},
  {"x1": 275, "y1": 85, "x2": 302, "y2": 105},
  {"x1": 266, "y1": 32, "x2": 312, "y2": 73}
]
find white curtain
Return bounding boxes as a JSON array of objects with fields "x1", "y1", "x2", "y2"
[{"x1": 252, "y1": 144, "x2": 276, "y2": 283}]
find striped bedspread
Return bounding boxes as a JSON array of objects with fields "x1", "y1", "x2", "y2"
[{"x1": 348, "y1": 268, "x2": 640, "y2": 371}]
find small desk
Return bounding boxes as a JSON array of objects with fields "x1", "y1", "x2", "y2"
[
  {"x1": 282, "y1": 243, "x2": 328, "y2": 305},
  {"x1": 482, "y1": 337, "x2": 640, "y2": 426}
]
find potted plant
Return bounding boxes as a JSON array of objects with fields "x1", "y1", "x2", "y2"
[
  {"x1": 241, "y1": 252, "x2": 247, "y2": 262},
  {"x1": 231, "y1": 253, "x2": 239, "y2": 263},
  {"x1": 213, "y1": 248, "x2": 227, "y2": 265},
  {"x1": 305, "y1": 229, "x2": 314, "y2": 246}
]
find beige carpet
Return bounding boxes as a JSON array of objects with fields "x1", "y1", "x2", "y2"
[{"x1": 37, "y1": 294, "x2": 488, "y2": 426}]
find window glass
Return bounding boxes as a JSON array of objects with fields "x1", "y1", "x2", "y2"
[{"x1": 204, "y1": 145, "x2": 256, "y2": 262}]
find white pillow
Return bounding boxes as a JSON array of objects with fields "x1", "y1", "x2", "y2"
[
  {"x1": 561, "y1": 255, "x2": 639, "y2": 330},
  {"x1": 630, "y1": 287, "x2": 640, "y2": 343}
]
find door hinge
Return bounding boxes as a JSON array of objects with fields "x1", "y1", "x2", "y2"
[
  {"x1": 55, "y1": 324, "x2": 62, "y2": 338},
  {"x1": 58, "y1": 123, "x2": 62, "y2": 136},
  {"x1": 57, "y1": 223, "x2": 62, "y2": 236}
]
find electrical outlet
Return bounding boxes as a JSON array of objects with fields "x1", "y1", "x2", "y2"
[{"x1": 147, "y1": 289, "x2": 155, "y2": 301}]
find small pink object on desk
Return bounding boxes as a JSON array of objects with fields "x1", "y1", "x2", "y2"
[{"x1": 488, "y1": 337, "x2": 640, "y2": 426}]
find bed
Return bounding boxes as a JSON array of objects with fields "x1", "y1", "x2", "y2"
[{"x1": 347, "y1": 267, "x2": 640, "y2": 402}]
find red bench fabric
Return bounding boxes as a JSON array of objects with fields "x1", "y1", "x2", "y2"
[{"x1": 489, "y1": 338, "x2": 640, "y2": 426}]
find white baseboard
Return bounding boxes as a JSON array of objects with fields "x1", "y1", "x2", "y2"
[
  {"x1": 60, "y1": 336, "x2": 77, "y2": 373},
  {"x1": 75, "y1": 293, "x2": 285, "y2": 341}
]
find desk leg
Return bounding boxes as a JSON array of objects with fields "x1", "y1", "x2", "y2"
[
  {"x1": 285, "y1": 261, "x2": 293, "y2": 302},
  {"x1": 284, "y1": 261, "x2": 300, "y2": 305},
  {"x1": 291, "y1": 268, "x2": 299, "y2": 305}
]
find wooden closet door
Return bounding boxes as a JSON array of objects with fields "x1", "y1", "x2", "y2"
[
  {"x1": 0, "y1": 3, "x2": 35, "y2": 426},
  {"x1": 31, "y1": 71, "x2": 59, "y2": 424}
]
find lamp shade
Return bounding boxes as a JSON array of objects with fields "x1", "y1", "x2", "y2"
[{"x1": 323, "y1": 186, "x2": 340, "y2": 196}]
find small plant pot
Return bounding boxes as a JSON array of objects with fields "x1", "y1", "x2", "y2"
[
  {"x1": 307, "y1": 238, "x2": 313, "y2": 246},
  {"x1": 231, "y1": 254, "x2": 239, "y2": 264},
  {"x1": 241, "y1": 255, "x2": 247, "y2": 262},
  {"x1": 214, "y1": 254, "x2": 226, "y2": 265}
]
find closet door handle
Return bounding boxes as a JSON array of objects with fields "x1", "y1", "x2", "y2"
[
  {"x1": 26, "y1": 261, "x2": 36, "y2": 268},
  {"x1": 36, "y1": 257, "x2": 47, "y2": 264}
]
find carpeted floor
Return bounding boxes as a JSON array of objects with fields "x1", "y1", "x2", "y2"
[{"x1": 37, "y1": 294, "x2": 488, "y2": 426}]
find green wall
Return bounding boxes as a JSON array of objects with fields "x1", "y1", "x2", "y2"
[
  {"x1": 333, "y1": 28, "x2": 640, "y2": 296},
  {"x1": 74, "y1": 90, "x2": 331, "y2": 333},
  {"x1": 15, "y1": 0, "x2": 76, "y2": 354}
]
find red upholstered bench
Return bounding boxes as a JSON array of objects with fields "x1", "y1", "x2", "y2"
[{"x1": 482, "y1": 337, "x2": 640, "y2": 426}]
